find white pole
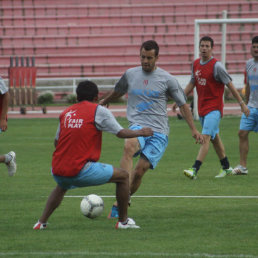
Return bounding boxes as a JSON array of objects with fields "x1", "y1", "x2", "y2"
[
  {"x1": 72, "y1": 78, "x2": 76, "y2": 94},
  {"x1": 221, "y1": 10, "x2": 227, "y2": 66},
  {"x1": 193, "y1": 20, "x2": 200, "y2": 120},
  {"x1": 221, "y1": 10, "x2": 227, "y2": 103}
]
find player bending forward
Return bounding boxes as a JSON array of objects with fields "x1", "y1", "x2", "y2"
[{"x1": 33, "y1": 80, "x2": 153, "y2": 230}]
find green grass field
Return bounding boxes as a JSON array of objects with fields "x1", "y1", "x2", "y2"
[{"x1": 1, "y1": 116, "x2": 258, "y2": 257}]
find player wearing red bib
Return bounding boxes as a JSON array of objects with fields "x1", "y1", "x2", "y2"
[
  {"x1": 174, "y1": 36, "x2": 249, "y2": 179},
  {"x1": 33, "y1": 80, "x2": 153, "y2": 230}
]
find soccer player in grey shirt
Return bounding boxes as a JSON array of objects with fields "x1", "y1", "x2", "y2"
[
  {"x1": 100, "y1": 40, "x2": 203, "y2": 218},
  {"x1": 0, "y1": 77, "x2": 16, "y2": 176},
  {"x1": 232, "y1": 36, "x2": 258, "y2": 175}
]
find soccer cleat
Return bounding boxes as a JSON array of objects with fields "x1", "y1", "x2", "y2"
[
  {"x1": 33, "y1": 221, "x2": 47, "y2": 230},
  {"x1": 115, "y1": 218, "x2": 140, "y2": 229},
  {"x1": 184, "y1": 168, "x2": 197, "y2": 179},
  {"x1": 107, "y1": 205, "x2": 119, "y2": 219},
  {"x1": 215, "y1": 167, "x2": 233, "y2": 178},
  {"x1": 231, "y1": 165, "x2": 248, "y2": 175},
  {"x1": 5, "y1": 151, "x2": 16, "y2": 176}
]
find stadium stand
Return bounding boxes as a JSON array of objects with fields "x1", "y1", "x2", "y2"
[{"x1": 0, "y1": 0, "x2": 257, "y2": 78}]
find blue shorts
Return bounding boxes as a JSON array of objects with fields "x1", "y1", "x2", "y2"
[
  {"x1": 240, "y1": 106, "x2": 258, "y2": 132},
  {"x1": 129, "y1": 125, "x2": 168, "y2": 169},
  {"x1": 52, "y1": 162, "x2": 113, "y2": 190},
  {"x1": 199, "y1": 110, "x2": 221, "y2": 140}
]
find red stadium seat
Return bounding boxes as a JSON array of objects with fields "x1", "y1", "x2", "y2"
[{"x1": 0, "y1": 0, "x2": 257, "y2": 78}]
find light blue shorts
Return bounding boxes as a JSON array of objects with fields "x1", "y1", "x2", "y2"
[
  {"x1": 52, "y1": 162, "x2": 113, "y2": 190},
  {"x1": 240, "y1": 106, "x2": 258, "y2": 132},
  {"x1": 199, "y1": 110, "x2": 221, "y2": 140},
  {"x1": 129, "y1": 124, "x2": 168, "y2": 169}
]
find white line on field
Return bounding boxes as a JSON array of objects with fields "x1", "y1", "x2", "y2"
[
  {"x1": 63, "y1": 195, "x2": 258, "y2": 199},
  {"x1": 0, "y1": 252, "x2": 257, "y2": 257}
]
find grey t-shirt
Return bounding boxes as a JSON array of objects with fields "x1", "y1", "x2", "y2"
[
  {"x1": 55, "y1": 105, "x2": 123, "y2": 140},
  {"x1": 114, "y1": 66, "x2": 186, "y2": 135},
  {"x1": 190, "y1": 57, "x2": 232, "y2": 85},
  {"x1": 246, "y1": 58, "x2": 258, "y2": 108},
  {"x1": 0, "y1": 77, "x2": 8, "y2": 94}
]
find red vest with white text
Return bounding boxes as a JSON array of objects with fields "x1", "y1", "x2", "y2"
[
  {"x1": 193, "y1": 58, "x2": 225, "y2": 117},
  {"x1": 52, "y1": 101, "x2": 102, "y2": 177}
]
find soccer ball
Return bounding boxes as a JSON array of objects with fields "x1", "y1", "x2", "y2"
[{"x1": 80, "y1": 194, "x2": 104, "y2": 219}]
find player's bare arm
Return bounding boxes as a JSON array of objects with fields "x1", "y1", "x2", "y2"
[
  {"x1": 179, "y1": 104, "x2": 204, "y2": 144},
  {"x1": 245, "y1": 83, "x2": 250, "y2": 104},
  {"x1": 99, "y1": 90, "x2": 124, "y2": 106},
  {"x1": 226, "y1": 81, "x2": 250, "y2": 117},
  {"x1": 116, "y1": 128, "x2": 153, "y2": 138},
  {"x1": 0, "y1": 92, "x2": 9, "y2": 131},
  {"x1": 172, "y1": 82, "x2": 195, "y2": 112}
]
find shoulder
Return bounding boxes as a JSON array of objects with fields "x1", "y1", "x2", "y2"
[
  {"x1": 214, "y1": 60, "x2": 226, "y2": 71},
  {"x1": 246, "y1": 58, "x2": 254, "y2": 65},
  {"x1": 156, "y1": 68, "x2": 181, "y2": 88},
  {"x1": 246, "y1": 58, "x2": 255, "y2": 70},
  {"x1": 156, "y1": 67, "x2": 175, "y2": 79},
  {"x1": 0, "y1": 77, "x2": 8, "y2": 94},
  {"x1": 193, "y1": 58, "x2": 201, "y2": 65},
  {"x1": 126, "y1": 66, "x2": 142, "y2": 74},
  {"x1": 96, "y1": 105, "x2": 113, "y2": 117}
]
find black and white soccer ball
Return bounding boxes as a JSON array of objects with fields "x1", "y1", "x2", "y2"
[{"x1": 80, "y1": 194, "x2": 104, "y2": 219}]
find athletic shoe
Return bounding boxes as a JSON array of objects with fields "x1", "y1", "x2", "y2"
[
  {"x1": 5, "y1": 151, "x2": 16, "y2": 176},
  {"x1": 115, "y1": 218, "x2": 140, "y2": 229},
  {"x1": 33, "y1": 221, "x2": 47, "y2": 230},
  {"x1": 215, "y1": 167, "x2": 233, "y2": 178},
  {"x1": 107, "y1": 205, "x2": 119, "y2": 219},
  {"x1": 184, "y1": 168, "x2": 197, "y2": 179},
  {"x1": 231, "y1": 165, "x2": 248, "y2": 175}
]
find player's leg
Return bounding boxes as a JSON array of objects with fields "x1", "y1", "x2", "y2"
[
  {"x1": 238, "y1": 130, "x2": 249, "y2": 168},
  {"x1": 130, "y1": 156, "x2": 151, "y2": 195},
  {"x1": 109, "y1": 136, "x2": 140, "y2": 218},
  {"x1": 0, "y1": 152, "x2": 17, "y2": 176},
  {"x1": 184, "y1": 134, "x2": 211, "y2": 179},
  {"x1": 232, "y1": 130, "x2": 249, "y2": 175},
  {"x1": 232, "y1": 109, "x2": 256, "y2": 175},
  {"x1": 130, "y1": 132, "x2": 167, "y2": 195},
  {"x1": 212, "y1": 134, "x2": 232, "y2": 178},
  {"x1": 0, "y1": 155, "x2": 4, "y2": 162},
  {"x1": 33, "y1": 185, "x2": 67, "y2": 229},
  {"x1": 211, "y1": 134, "x2": 226, "y2": 160},
  {"x1": 109, "y1": 167, "x2": 140, "y2": 229},
  {"x1": 184, "y1": 111, "x2": 220, "y2": 179},
  {"x1": 196, "y1": 134, "x2": 211, "y2": 161},
  {"x1": 108, "y1": 167, "x2": 129, "y2": 222},
  {"x1": 120, "y1": 137, "x2": 141, "y2": 186}
]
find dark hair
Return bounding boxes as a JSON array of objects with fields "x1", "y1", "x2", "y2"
[
  {"x1": 199, "y1": 36, "x2": 214, "y2": 48},
  {"x1": 76, "y1": 80, "x2": 98, "y2": 102},
  {"x1": 252, "y1": 36, "x2": 258, "y2": 44},
  {"x1": 140, "y1": 40, "x2": 159, "y2": 56}
]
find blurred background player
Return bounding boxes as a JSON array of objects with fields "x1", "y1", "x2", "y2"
[
  {"x1": 175, "y1": 36, "x2": 249, "y2": 179},
  {"x1": 100, "y1": 40, "x2": 203, "y2": 218},
  {"x1": 0, "y1": 77, "x2": 16, "y2": 176},
  {"x1": 232, "y1": 36, "x2": 258, "y2": 175},
  {"x1": 33, "y1": 80, "x2": 153, "y2": 230}
]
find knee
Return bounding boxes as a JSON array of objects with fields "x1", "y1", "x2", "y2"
[
  {"x1": 118, "y1": 168, "x2": 129, "y2": 182},
  {"x1": 238, "y1": 130, "x2": 248, "y2": 139},
  {"x1": 123, "y1": 140, "x2": 139, "y2": 157},
  {"x1": 134, "y1": 167, "x2": 146, "y2": 180}
]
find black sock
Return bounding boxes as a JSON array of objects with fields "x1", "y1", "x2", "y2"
[
  {"x1": 193, "y1": 160, "x2": 202, "y2": 172},
  {"x1": 220, "y1": 156, "x2": 230, "y2": 170}
]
